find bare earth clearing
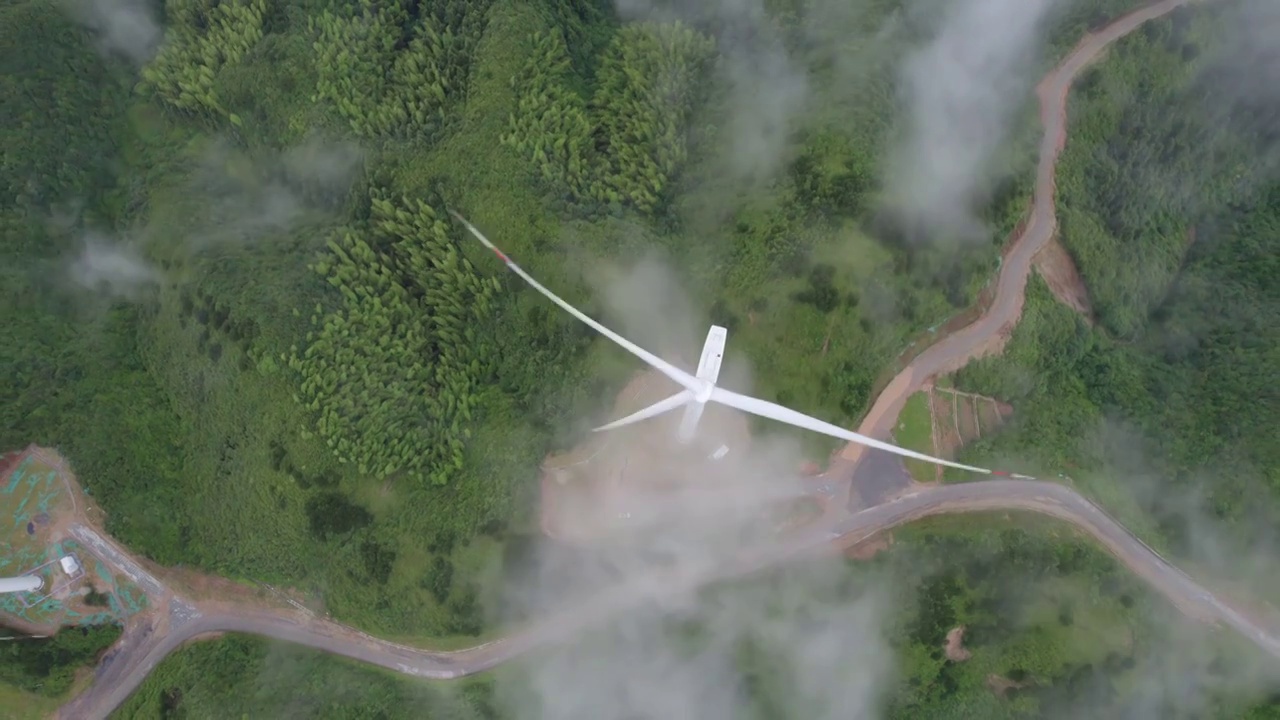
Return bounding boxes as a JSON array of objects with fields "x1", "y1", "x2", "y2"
[
  {"x1": 1033, "y1": 237, "x2": 1095, "y2": 320},
  {"x1": 14, "y1": 1, "x2": 1273, "y2": 718},
  {"x1": 540, "y1": 369, "x2": 754, "y2": 541},
  {"x1": 987, "y1": 673, "x2": 1028, "y2": 697},
  {"x1": 944, "y1": 626, "x2": 972, "y2": 662}
]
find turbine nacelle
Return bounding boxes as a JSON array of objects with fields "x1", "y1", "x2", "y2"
[
  {"x1": 595, "y1": 325, "x2": 723, "y2": 443},
  {"x1": 693, "y1": 382, "x2": 714, "y2": 404}
]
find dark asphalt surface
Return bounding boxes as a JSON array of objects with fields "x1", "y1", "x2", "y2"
[{"x1": 846, "y1": 449, "x2": 912, "y2": 510}]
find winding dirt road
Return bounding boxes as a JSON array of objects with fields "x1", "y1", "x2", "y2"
[
  {"x1": 57, "y1": 0, "x2": 1269, "y2": 717},
  {"x1": 830, "y1": 0, "x2": 1205, "y2": 508},
  {"x1": 59, "y1": 480, "x2": 1280, "y2": 719}
]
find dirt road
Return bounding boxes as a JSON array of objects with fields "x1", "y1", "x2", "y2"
[
  {"x1": 832, "y1": 0, "x2": 1204, "y2": 510},
  {"x1": 58, "y1": 1, "x2": 1249, "y2": 717}
]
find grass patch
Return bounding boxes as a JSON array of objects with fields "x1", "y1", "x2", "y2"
[
  {"x1": 0, "y1": 680, "x2": 63, "y2": 720},
  {"x1": 894, "y1": 392, "x2": 936, "y2": 483}
]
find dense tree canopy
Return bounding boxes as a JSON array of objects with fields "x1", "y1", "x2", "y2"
[
  {"x1": 290, "y1": 191, "x2": 500, "y2": 485},
  {"x1": 310, "y1": 0, "x2": 492, "y2": 139},
  {"x1": 503, "y1": 20, "x2": 715, "y2": 215},
  {"x1": 140, "y1": 0, "x2": 269, "y2": 123},
  {"x1": 1, "y1": 0, "x2": 128, "y2": 211}
]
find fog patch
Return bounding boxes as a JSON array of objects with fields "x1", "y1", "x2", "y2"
[
  {"x1": 281, "y1": 136, "x2": 367, "y2": 195},
  {"x1": 506, "y1": 568, "x2": 893, "y2": 720},
  {"x1": 68, "y1": 233, "x2": 161, "y2": 300},
  {"x1": 885, "y1": 0, "x2": 1063, "y2": 245},
  {"x1": 609, "y1": 0, "x2": 810, "y2": 184},
  {"x1": 592, "y1": 251, "x2": 705, "y2": 363},
  {"x1": 1195, "y1": 0, "x2": 1280, "y2": 185},
  {"x1": 492, "y1": 249, "x2": 894, "y2": 719},
  {"x1": 178, "y1": 136, "x2": 365, "y2": 250},
  {"x1": 65, "y1": 0, "x2": 162, "y2": 65}
]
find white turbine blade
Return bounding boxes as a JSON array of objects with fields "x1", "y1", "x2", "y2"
[
  {"x1": 452, "y1": 212, "x2": 700, "y2": 394},
  {"x1": 676, "y1": 399, "x2": 706, "y2": 443},
  {"x1": 594, "y1": 390, "x2": 694, "y2": 432},
  {"x1": 709, "y1": 387, "x2": 995, "y2": 475}
]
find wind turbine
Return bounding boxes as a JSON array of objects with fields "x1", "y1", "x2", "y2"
[{"x1": 452, "y1": 212, "x2": 1023, "y2": 478}]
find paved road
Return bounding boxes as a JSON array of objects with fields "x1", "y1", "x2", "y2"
[
  {"x1": 844, "y1": 449, "x2": 913, "y2": 511},
  {"x1": 59, "y1": 0, "x2": 1251, "y2": 717},
  {"x1": 59, "y1": 477, "x2": 1280, "y2": 719},
  {"x1": 833, "y1": 482, "x2": 1280, "y2": 658},
  {"x1": 67, "y1": 525, "x2": 165, "y2": 598}
]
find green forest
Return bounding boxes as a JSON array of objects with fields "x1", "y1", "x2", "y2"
[{"x1": 2, "y1": 0, "x2": 1279, "y2": 716}]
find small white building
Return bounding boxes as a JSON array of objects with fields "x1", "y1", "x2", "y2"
[
  {"x1": 0, "y1": 575, "x2": 42, "y2": 594},
  {"x1": 59, "y1": 555, "x2": 82, "y2": 577}
]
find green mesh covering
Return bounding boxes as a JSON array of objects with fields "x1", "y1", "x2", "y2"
[{"x1": 1, "y1": 453, "x2": 147, "y2": 628}]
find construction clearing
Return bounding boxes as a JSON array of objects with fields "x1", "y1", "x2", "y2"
[
  {"x1": 539, "y1": 368, "x2": 753, "y2": 541},
  {"x1": 1033, "y1": 237, "x2": 1095, "y2": 321},
  {"x1": 0, "y1": 446, "x2": 148, "y2": 633}
]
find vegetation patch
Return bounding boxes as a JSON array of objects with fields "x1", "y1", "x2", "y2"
[
  {"x1": 288, "y1": 190, "x2": 501, "y2": 486},
  {"x1": 310, "y1": 0, "x2": 493, "y2": 140},
  {"x1": 140, "y1": 0, "x2": 268, "y2": 124},
  {"x1": 503, "y1": 21, "x2": 715, "y2": 216},
  {"x1": 893, "y1": 392, "x2": 936, "y2": 484},
  {"x1": 110, "y1": 633, "x2": 498, "y2": 720},
  {"x1": 0, "y1": 625, "x2": 121, "y2": 699}
]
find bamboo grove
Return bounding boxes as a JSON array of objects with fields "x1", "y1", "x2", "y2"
[
  {"x1": 288, "y1": 191, "x2": 500, "y2": 487},
  {"x1": 310, "y1": 0, "x2": 493, "y2": 139},
  {"x1": 502, "y1": 21, "x2": 716, "y2": 215},
  {"x1": 139, "y1": 0, "x2": 268, "y2": 125}
]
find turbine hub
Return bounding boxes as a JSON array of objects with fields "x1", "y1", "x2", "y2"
[{"x1": 694, "y1": 380, "x2": 714, "y2": 403}]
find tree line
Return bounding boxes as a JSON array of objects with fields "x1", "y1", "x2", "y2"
[
  {"x1": 502, "y1": 20, "x2": 716, "y2": 215},
  {"x1": 288, "y1": 189, "x2": 500, "y2": 487}
]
